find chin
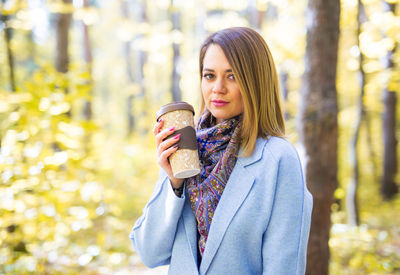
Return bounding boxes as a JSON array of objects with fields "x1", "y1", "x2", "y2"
[{"x1": 209, "y1": 110, "x2": 224, "y2": 119}]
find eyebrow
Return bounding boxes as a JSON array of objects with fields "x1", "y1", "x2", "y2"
[{"x1": 203, "y1": 68, "x2": 233, "y2": 73}]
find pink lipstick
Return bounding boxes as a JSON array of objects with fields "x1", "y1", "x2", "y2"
[{"x1": 212, "y1": 100, "x2": 228, "y2": 107}]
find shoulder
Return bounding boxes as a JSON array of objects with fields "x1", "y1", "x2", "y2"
[
  {"x1": 262, "y1": 137, "x2": 305, "y2": 186},
  {"x1": 262, "y1": 136, "x2": 300, "y2": 163},
  {"x1": 259, "y1": 137, "x2": 304, "y2": 180},
  {"x1": 238, "y1": 136, "x2": 302, "y2": 173}
]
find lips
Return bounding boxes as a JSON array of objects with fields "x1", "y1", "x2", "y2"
[
  {"x1": 212, "y1": 100, "x2": 228, "y2": 107},
  {"x1": 212, "y1": 100, "x2": 228, "y2": 103}
]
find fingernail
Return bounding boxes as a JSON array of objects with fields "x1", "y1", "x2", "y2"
[
  {"x1": 174, "y1": 134, "x2": 181, "y2": 139},
  {"x1": 169, "y1": 127, "x2": 175, "y2": 131},
  {"x1": 173, "y1": 144, "x2": 179, "y2": 149}
]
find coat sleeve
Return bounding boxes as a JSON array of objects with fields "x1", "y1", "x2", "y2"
[
  {"x1": 129, "y1": 169, "x2": 186, "y2": 268},
  {"x1": 262, "y1": 148, "x2": 313, "y2": 275}
]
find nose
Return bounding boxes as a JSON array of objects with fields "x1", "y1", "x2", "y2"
[{"x1": 212, "y1": 78, "x2": 226, "y2": 93}]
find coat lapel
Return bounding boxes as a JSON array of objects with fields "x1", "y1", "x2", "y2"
[
  {"x1": 199, "y1": 161, "x2": 255, "y2": 274},
  {"x1": 182, "y1": 191, "x2": 198, "y2": 267},
  {"x1": 198, "y1": 138, "x2": 267, "y2": 274},
  {"x1": 198, "y1": 138, "x2": 268, "y2": 274}
]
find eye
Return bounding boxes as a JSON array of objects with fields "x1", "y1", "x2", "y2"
[
  {"x1": 228, "y1": 73, "x2": 235, "y2": 80},
  {"x1": 203, "y1": 73, "x2": 214, "y2": 80}
]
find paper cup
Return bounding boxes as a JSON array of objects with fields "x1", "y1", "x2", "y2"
[{"x1": 156, "y1": 102, "x2": 200, "y2": 179}]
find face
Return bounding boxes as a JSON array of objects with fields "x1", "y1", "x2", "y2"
[{"x1": 201, "y1": 44, "x2": 244, "y2": 124}]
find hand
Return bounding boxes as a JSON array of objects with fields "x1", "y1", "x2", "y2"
[{"x1": 153, "y1": 119, "x2": 184, "y2": 188}]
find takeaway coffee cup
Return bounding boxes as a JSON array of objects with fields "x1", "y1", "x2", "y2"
[{"x1": 156, "y1": 102, "x2": 200, "y2": 179}]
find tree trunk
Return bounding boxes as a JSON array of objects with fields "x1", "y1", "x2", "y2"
[
  {"x1": 346, "y1": 0, "x2": 367, "y2": 227},
  {"x1": 132, "y1": 0, "x2": 148, "y2": 136},
  {"x1": 26, "y1": 29, "x2": 37, "y2": 75},
  {"x1": 381, "y1": 2, "x2": 398, "y2": 200},
  {"x1": 54, "y1": 0, "x2": 72, "y2": 121},
  {"x1": 365, "y1": 112, "x2": 379, "y2": 184},
  {"x1": 1, "y1": 8, "x2": 16, "y2": 91},
  {"x1": 55, "y1": 0, "x2": 72, "y2": 73},
  {"x1": 121, "y1": 0, "x2": 135, "y2": 135},
  {"x1": 82, "y1": 2, "x2": 92, "y2": 67},
  {"x1": 300, "y1": 0, "x2": 340, "y2": 274},
  {"x1": 247, "y1": 0, "x2": 264, "y2": 30},
  {"x1": 170, "y1": 2, "x2": 182, "y2": 102},
  {"x1": 279, "y1": 70, "x2": 290, "y2": 120},
  {"x1": 82, "y1": 0, "x2": 93, "y2": 120}
]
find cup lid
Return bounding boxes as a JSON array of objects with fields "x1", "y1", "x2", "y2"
[{"x1": 156, "y1": 101, "x2": 195, "y2": 121}]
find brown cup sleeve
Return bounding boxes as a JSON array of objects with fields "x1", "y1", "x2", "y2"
[{"x1": 165, "y1": 126, "x2": 198, "y2": 150}]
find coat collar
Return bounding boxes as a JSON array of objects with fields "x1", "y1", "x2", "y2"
[{"x1": 238, "y1": 137, "x2": 268, "y2": 167}]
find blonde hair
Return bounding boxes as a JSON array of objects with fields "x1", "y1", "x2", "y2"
[{"x1": 199, "y1": 27, "x2": 285, "y2": 157}]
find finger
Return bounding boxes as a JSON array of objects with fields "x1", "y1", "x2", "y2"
[
  {"x1": 159, "y1": 144, "x2": 179, "y2": 164},
  {"x1": 158, "y1": 134, "x2": 181, "y2": 152},
  {"x1": 155, "y1": 126, "x2": 176, "y2": 146},
  {"x1": 153, "y1": 119, "x2": 164, "y2": 135}
]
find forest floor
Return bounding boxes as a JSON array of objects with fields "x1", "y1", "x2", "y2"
[{"x1": 329, "y1": 192, "x2": 400, "y2": 274}]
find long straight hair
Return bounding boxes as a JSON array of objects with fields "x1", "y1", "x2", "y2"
[{"x1": 199, "y1": 27, "x2": 285, "y2": 157}]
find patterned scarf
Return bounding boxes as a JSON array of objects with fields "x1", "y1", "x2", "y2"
[{"x1": 186, "y1": 110, "x2": 242, "y2": 256}]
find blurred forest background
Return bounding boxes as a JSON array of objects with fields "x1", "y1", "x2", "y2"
[{"x1": 0, "y1": 0, "x2": 399, "y2": 274}]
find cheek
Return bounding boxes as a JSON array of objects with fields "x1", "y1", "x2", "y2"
[
  {"x1": 201, "y1": 88, "x2": 209, "y2": 108},
  {"x1": 238, "y1": 99, "x2": 244, "y2": 112},
  {"x1": 236, "y1": 89, "x2": 243, "y2": 105},
  {"x1": 236, "y1": 92, "x2": 245, "y2": 112},
  {"x1": 201, "y1": 83, "x2": 210, "y2": 99}
]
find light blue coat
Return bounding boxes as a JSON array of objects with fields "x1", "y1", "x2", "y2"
[{"x1": 130, "y1": 137, "x2": 313, "y2": 274}]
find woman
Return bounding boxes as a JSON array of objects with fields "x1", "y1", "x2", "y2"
[{"x1": 130, "y1": 27, "x2": 313, "y2": 275}]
